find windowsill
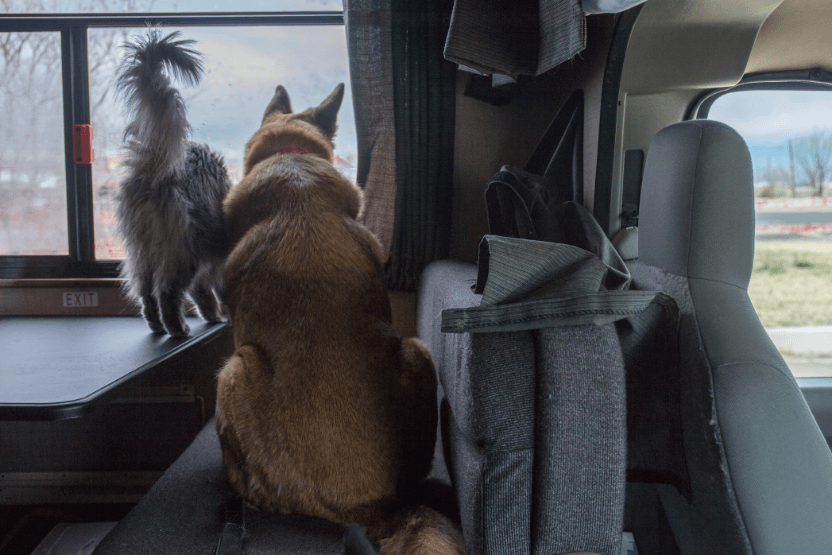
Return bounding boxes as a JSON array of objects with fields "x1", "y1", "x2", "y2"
[
  {"x1": 0, "y1": 278, "x2": 137, "y2": 316},
  {"x1": 0, "y1": 278, "x2": 124, "y2": 288}
]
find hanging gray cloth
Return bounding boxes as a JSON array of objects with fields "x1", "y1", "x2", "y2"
[
  {"x1": 344, "y1": 0, "x2": 399, "y2": 256},
  {"x1": 442, "y1": 234, "x2": 659, "y2": 333},
  {"x1": 443, "y1": 0, "x2": 586, "y2": 78},
  {"x1": 437, "y1": 200, "x2": 669, "y2": 554},
  {"x1": 437, "y1": 234, "x2": 666, "y2": 555},
  {"x1": 345, "y1": 0, "x2": 457, "y2": 291}
]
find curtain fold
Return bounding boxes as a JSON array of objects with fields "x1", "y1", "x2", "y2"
[
  {"x1": 345, "y1": 0, "x2": 457, "y2": 291},
  {"x1": 344, "y1": 0, "x2": 399, "y2": 257}
]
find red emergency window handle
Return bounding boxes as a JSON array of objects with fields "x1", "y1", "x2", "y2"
[{"x1": 73, "y1": 124, "x2": 94, "y2": 164}]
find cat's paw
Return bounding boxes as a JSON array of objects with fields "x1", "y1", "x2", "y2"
[
  {"x1": 147, "y1": 320, "x2": 167, "y2": 334},
  {"x1": 205, "y1": 313, "x2": 228, "y2": 324},
  {"x1": 166, "y1": 321, "x2": 191, "y2": 337}
]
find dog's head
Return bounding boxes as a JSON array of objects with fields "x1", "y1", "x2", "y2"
[
  {"x1": 260, "y1": 83, "x2": 344, "y2": 136},
  {"x1": 243, "y1": 83, "x2": 345, "y2": 177}
]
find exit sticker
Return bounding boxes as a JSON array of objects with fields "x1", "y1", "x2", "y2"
[{"x1": 63, "y1": 292, "x2": 99, "y2": 308}]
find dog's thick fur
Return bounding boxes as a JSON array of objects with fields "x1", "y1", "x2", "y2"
[
  {"x1": 216, "y1": 84, "x2": 465, "y2": 555},
  {"x1": 115, "y1": 30, "x2": 231, "y2": 337}
]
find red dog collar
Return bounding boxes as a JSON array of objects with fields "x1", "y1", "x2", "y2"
[{"x1": 277, "y1": 147, "x2": 307, "y2": 155}]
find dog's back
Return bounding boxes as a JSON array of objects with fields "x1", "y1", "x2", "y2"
[
  {"x1": 221, "y1": 153, "x2": 414, "y2": 505},
  {"x1": 216, "y1": 84, "x2": 465, "y2": 555}
]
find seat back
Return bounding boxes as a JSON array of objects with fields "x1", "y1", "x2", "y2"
[{"x1": 632, "y1": 119, "x2": 832, "y2": 555}]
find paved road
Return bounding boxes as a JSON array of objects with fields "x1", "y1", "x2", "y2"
[
  {"x1": 756, "y1": 212, "x2": 832, "y2": 225},
  {"x1": 783, "y1": 355, "x2": 832, "y2": 378},
  {"x1": 767, "y1": 326, "x2": 832, "y2": 378}
]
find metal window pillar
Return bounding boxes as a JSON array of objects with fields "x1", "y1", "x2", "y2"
[{"x1": 63, "y1": 24, "x2": 95, "y2": 263}]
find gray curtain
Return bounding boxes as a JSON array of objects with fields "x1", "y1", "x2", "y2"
[
  {"x1": 344, "y1": 0, "x2": 399, "y2": 258},
  {"x1": 345, "y1": 0, "x2": 457, "y2": 291}
]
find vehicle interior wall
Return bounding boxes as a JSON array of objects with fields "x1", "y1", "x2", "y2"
[
  {"x1": 386, "y1": 14, "x2": 616, "y2": 337},
  {"x1": 747, "y1": 0, "x2": 832, "y2": 74},
  {"x1": 447, "y1": 13, "x2": 616, "y2": 264},
  {"x1": 608, "y1": 0, "x2": 783, "y2": 237}
]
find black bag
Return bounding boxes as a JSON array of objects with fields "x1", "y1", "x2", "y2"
[{"x1": 484, "y1": 89, "x2": 584, "y2": 244}]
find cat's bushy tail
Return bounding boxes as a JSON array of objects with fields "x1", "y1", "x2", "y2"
[{"x1": 116, "y1": 29, "x2": 203, "y2": 185}]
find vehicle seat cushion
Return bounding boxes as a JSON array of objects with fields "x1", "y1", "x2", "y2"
[
  {"x1": 639, "y1": 119, "x2": 755, "y2": 289},
  {"x1": 627, "y1": 261, "x2": 754, "y2": 554},
  {"x1": 93, "y1": 419, "x2": 350, "y2": 555},
  {"x1": 637, "y1": 118, "x2": 832, "y2": 555},
  {"x1": 417, "y1": 259, "x2": 628, "y2": 555}
]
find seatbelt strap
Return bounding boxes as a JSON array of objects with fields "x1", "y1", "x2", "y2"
[{"x1": 621, "y1": 149, "x2": 644, "y2": 227}]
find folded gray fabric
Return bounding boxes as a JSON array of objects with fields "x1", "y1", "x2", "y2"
[
  {"x1": 442, "y1": 235, "x2": 658, "y2": 333},
  {"x1": 429, "y1": 228, "x2": 665, "y2": 555}
]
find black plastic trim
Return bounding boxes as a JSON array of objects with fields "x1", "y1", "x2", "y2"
[
  {"x1": 0, "y1": 257, "x2": 120, "y2": 279},
  {"x1": 64, "y1": 26, "x2": 96, "y2": 263},
  {"x1": 593, "y1": 5, "x2": 642, "y2": 237},
  {"x1": 0, "y1": 13, "x2": 344, "y2": 31}
]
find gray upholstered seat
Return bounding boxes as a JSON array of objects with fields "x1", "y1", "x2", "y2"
[
  {"x1": 630, "y1": 119, "x2": 832, "y2": 554},
  {"x1": 416, "y1": 120, "x2": 832, "y2": 555},
  {"x1": 92, "y1": 419, "x2": 351, "y2": 555}
]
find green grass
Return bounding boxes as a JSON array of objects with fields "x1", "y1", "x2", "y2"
[{"x1": 748, "y1": 240, "x2": 832, "y2": 327}]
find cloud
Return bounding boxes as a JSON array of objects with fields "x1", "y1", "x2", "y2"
[
  {"x1": 709, "y1": 90, "x2": 832, "y2": 142},
  {"x1": 162, "y1": 25, "x2": 357, "y2": 169}
]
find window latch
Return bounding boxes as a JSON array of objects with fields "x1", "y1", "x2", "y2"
[{"x1": 73, "y1": 124, "x2": 94, "y2": 164}]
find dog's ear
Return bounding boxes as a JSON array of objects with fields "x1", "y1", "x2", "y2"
[
  {"x1": 261, "y1": 85, "x2": 293, "y2": 124},
  {"x1": 310, "y1": 83, "x2": 344, "y2": 138}
]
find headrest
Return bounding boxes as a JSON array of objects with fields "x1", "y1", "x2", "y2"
[{"x1": 638, "y1": 120, "x2": 755, "y2": 290}]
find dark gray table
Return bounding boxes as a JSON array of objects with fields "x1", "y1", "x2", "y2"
[{"x1": 0, "y1": 316, "x2": 229, "y2": 420}]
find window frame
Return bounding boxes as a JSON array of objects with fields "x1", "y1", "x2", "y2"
[
  {"x1": 688, "y1": 67, "x2": 832, "y2": 120},
  {"x1": 0, "y1": 11, "x2": 344, "y2": 279},
  {"x1": 692, "y1": 70, "x2": 832, "y2": 349}
]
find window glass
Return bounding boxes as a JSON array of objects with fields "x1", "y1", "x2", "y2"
[
  {"x1": 3, "y1": 0, "x2": 342, "y2": 14},
  {"x1": 708, "y1": 90, "x2": 832, "y2": 378},
  {"x1": 0, "y1": 31, "x2": 68, "y2": 256},
  {"x1": 89, "y1": 25, "x2": 356, "y2": 260}
]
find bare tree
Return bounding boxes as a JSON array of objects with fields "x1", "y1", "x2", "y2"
[
  {"x1": 792, "y1": 130, "x2": 832, "y2": 197},
  {"x1": 0, "y1": 0, "x2": 158, "y2": 255},
  {"x1": 0, "y1": 28, "x2": 64, "y2": 254},
  {"x1": 756, "y1": 158, "x2": 789, "y2": 192}
]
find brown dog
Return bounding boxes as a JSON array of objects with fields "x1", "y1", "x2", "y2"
[{"x1": 216, "y1": 84, "x2": 465, "y2": 555}]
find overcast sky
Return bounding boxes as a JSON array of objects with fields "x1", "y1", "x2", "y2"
[
  {"x1": 708, "y1": 90, "x2": 832, "y2": 175},
  {"x1": 89, "y1": 22, "x2": 355, "y2": 183},
  {"x1": 7, "y1": 1, "x2": 354, "y2": 184},
  {"x1": 175, "y1": 25, "x2": 356, "y2": 176}
]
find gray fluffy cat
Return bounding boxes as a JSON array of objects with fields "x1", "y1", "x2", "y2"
[{"x1": 115, "y1": 30, "x2": 231, "y2": 337}]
